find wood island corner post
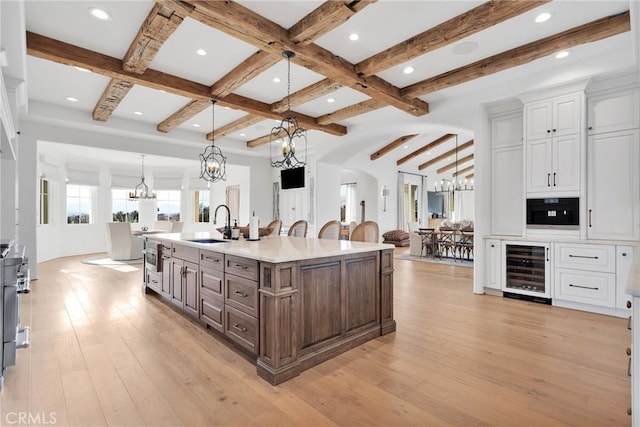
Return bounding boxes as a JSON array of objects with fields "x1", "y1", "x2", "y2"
[
  {"x1": 257, "y1": 261, "x2": 300, "y2": 385},
  {"x1": 380, "y1": 248, "x2": 396, "y2": 335}
]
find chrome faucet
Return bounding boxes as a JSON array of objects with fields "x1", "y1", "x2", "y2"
[{"x1": 213, "y1": 204, "x2": 232, "y2": 239}]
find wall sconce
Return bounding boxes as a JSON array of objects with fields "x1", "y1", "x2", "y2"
[{"x1": 381, "y1": 185, "x2": 390, "y2": 212}]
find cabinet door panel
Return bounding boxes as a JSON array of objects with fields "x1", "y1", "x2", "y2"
[
  {"x1": 491, "y1": 113, "x2": 523, "y2": 149},
  {"x1": 184, "y1": 261, "x2": 199, "y2": 317},
  {"x1": 491, "y1": 146, "x2": 523, "y2": 235},
  {"x1": 552, "y1": 133, "x2": 581, "y2": 192},
  {"x1": 161, "y1": 257, "x2": 171, "y2": 298},
  {"x1": 587, "y1": 130, "x2": 639, "y2": 239},
  {"x1": 171, "y1": 260, "x2": 183, "y2": 307},
  {"x1": 526, "y1": 101, "x2": 552, "y2": 140},
  {"x1": 484, "y1": 239, "x2": 501, "y2": 290},
  {"x1": 588, "y1": 88, "x2": 639, "y2": 134},
  {"x1": 553, "y1": 94, "x2": 581, "y2": 137},
  {"x1": 526, "y1": 138, "x2": 551, "y2": 193}
]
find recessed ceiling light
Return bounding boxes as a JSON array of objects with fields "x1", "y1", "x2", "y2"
[
  {"x1": 403, "y1": 66, "x2": 414, "y2": 74},
  {"x1": 427, "y1": 151, "x2": 431, "y2": 155},
  {"x1": 134, "y1": 111, "x2": 143, "y2": 116},
  {"x1": 65, "y1": 97, "x2": 78, "y2": 102},
  {"x1": 273, "y1": 77, "x2": 281, "y2": 83},
  {"x1": 404, "y1": 145, "x2": 408, "y2": 149},
  {"x1": 224, "y1": 106, "x2": 231, "y2": 110},
  {"x1": 555, "y1": 50, "x2": 570, "y2": 59},
  {"x1": 447, "y1": 157, "x2": 451, "y2": 161},
  {"x1": 74, "y1": 66, "x2": 89, "y2": 72},
  {"x1": 240, "y1": 133, "x2": 246, "y2": 137},
  {"x1": 535, "y1": 12, "x2": 552, "y2": 23},
  {"x1": 453, "y1": 41, "x2": 479, "y2": 55},
  {"x1": 349, "y1": 33, "x2": 359, "y2": 41},
  {"x1": 196, "y1": 49, "x2": 207, "y2": 56},
  {"x1": 159, "y1": 89, "x2": 167, "y2": 93},
  {"x1": 192, "y1": 123, "x2": 200, "y2": 128},
  {"x1": 89, "y1": 7, "x2": 111, "y2": 20},
  {"x1": 327, "y1": 98, "x2": 336, "y2": 103}
]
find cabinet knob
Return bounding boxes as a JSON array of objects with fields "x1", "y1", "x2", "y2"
[
  {"x1": 491, "y1": 244, "x2": 495, "y2": 248},
  {"x1": 622, "y1": 252, "x2": 627, "y2": 256},
  {"x1": 627, "y1": 300, "x2": 632, "y2": 309},
  {"x1": 588, "y1": 126, "x2": 593, "y2": 130},
  {"x1": 552, "y1": 129, "x2": 556, "y2": 132},
  {"x1": 626, "y1": 347, "x2": 631, "y2": 356},
  {"x1": 547, "y1": 129, "x2": 551, "y2": 133},
  {"x1": 628, "y1": 407, "x2": 632, "y2": 416}
]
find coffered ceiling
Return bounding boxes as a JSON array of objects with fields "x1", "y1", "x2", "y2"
[{"x1": 6, "y1": 0, "x2": 636, "y2": 182}]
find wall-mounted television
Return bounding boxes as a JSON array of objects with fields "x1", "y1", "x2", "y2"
[{"x1": 281, "y1": 166, "x2": 305, "y2": 189}]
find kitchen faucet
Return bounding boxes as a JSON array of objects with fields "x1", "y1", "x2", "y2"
[{"x1": 213, "y1": 204, "x2": 232, "y2": 239}]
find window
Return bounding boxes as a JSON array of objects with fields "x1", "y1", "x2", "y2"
[
  {"x1": 340, "y1": 183, "x2": 357, "y2": 222},
  {"x1": 39, "y1": 177, "x2": 49, "y2": 225},
  {"x1": 156, "y1": 190, "x2": 181, "y2": 221},
  {"x1": 111, "y1": 189, "x2": 139, "y2": 223},
  {"x1": 66, "y1": 184, "x2": 94, "y2": 224},
  {"x1": 194, "y1": 190, "x2": 210, "y2": 223}
]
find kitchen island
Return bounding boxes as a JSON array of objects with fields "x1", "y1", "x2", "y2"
[{"x1": 143, "y1": 232, "x2": 395, "y2": 385}]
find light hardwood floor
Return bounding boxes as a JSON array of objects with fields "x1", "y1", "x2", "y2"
[{"x1": 0, "y1": 251, "x2": 631, "y2": 426}]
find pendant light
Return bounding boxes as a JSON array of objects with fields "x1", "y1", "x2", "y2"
[
  {"x1": 200, "y1": 99, "x2": 227, "y2": 182},
  {"x1": 435, "y1": 135, "x2": 474, "y2": 194},
  {"x1": 270, "y1": 51, "x2": 307, "y2": 169},
  {"x1": 128, "y1": 154, "x2": 156, "y2": 200}
]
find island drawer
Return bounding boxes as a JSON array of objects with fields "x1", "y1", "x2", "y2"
[
  {"x1": 160, "y1": 242, "x2": 171, "y2": 257},
  {"x1": 225, "y1": 274, "x2": 258, "y2": 317},
  {"x1": 172, "y1": 244, "x2": 199, "y2": 263},
  {"x1": 555, "y1": 243, "x2": 615, "y2": 273},
  {"x1": 225, "y1": 305, "x2": 258, "y2": 354},
  {"x1": 146, "y1": 270, "x2": 162, "y2": 294},
  {"x1": 225, "y1": 255, "x2": 259, "y2": 281},
  {"x1": 201, "y1": 297, "x2": 224, "y2": 333},
  {"x1": 200, "y1": 267, "x2": 223, "y2": 299},
  {"x1": 200, "y1": 250, "x2": 224, "y2": 271}
]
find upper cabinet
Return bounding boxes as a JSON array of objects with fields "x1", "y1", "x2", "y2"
[
  {"x1": 587, "y1": 88, "x2": 640, "y2": 135},
  {"x1": 525, "y1": 93, "x2": 582, "y2": 141}
]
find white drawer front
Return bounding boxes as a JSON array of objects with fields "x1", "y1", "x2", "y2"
[
  {"x1": 555, "y1": 243, "x2": 615, "y2": 273},
  {"x1": 554, "y1": 269, "x2": 616, "y2": 307}
]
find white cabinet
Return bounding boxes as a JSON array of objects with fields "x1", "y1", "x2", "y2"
[
  {"x1": 587, "y1": 88, "x2": 639, "y2": 135},
  {"x1": 280, "y1": 188, "x2": 308, "y2": 229},
  {"x1": 525, "y1": 93, "x2": 582, "y2": 140},
  {"x1": 490, "y1": 111, "x2": 523, "y2": 235},
  {"x1": 587, "y1": 129, "x2": 640, "y2": 240},
  {"x1": 524, "y1": 92, "x2": 583, "y2": 195},
  {"x1": 631, "y1": 296, "x2": 639, "y2": 425},
  {"x1": 485, "y1": 239, "x2": 501, "y2": 290},
  {"x1": 553, "y1": 243, "x2": 617, "y2": 309},
  {"x1": 615, "y1": 246, "x2": 634, "y2": 311}
]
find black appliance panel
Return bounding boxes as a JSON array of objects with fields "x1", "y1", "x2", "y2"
[{"x1": 526, "y1": 197, "x2": 579, "y2": 229}]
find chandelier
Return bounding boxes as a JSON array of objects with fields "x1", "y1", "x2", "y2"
[
  {"x1": 200, "y1": 99, "x2": 227, "y2": 182},
  {"x1": 128, "y1": 154, "x2": 156, "y2": 200},
  {"x1": 270, "y1": 50, "x2": 307, "y2": 169},
  {"x1": 435, "y1": 135, "x2": 474, "y2": 194}
]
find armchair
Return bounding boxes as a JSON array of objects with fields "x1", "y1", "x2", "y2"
[{"x1": 106, "y1": 222, "x2": 143, "y2": 261}]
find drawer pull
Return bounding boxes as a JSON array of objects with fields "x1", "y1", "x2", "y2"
[
  {"x1": 626, "y1": 347, "x2": 631, "y2": 356},
  {"x1": 233, "y1": 290, "x2": 248, "y2": 297},
  {"x1": 569, "y1": 284, "x2": 598, "y2": 291},
  {"x1": 151, "y1": 279, "x2": 158, "y2": 284},
  {"x1": 568, "y1": 254, "x2": 599, "y2": 260},
  {"x1": 233, "y1": 263, "x2": 249, "y2": 270},
  {"x1": 203, "y1": 256, "x2": 220, "y2": 262},
  {"x1": 232, "y1": 323, "x2": 247, "y2": 332},
  {"x1": 628, "y1": 357, "x2": 632, "y2": 377},
  {"x1": 629, "y1": 316, "x2": 632, "y2": 331},
  {"x1": 628, "y1": 407, "x2": 632, "y2": 416},
  {"x1": 588, "y1": 209, "x2": 592, "y2": 227},
  {"x1": 627, "y1": 300, "x2": 632, "y2": 309}
]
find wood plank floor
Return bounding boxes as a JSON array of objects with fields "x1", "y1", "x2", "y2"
[{"x1": 0, "y1": 250, "x2": 631, "y2": 426}]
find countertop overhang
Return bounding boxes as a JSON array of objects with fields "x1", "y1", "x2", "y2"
[{"x1": 146, "y1": 232, "x2": 394, "y2": 264}]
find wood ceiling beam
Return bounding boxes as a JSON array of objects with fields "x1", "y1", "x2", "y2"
[
  {"x1": 402, "y1": 11, "x2": 631, "y2": 98},
  {"x1": 185, "y1": 0, "x2": 429, "y2": 116},
  {"x1": 246, "y1": 129, "x2": 288, "y2": 149},
  {"x1": 356, "y1": 0, "x2": 549, "y2": 76},
  {"x1": 289, "y1": 1, "x2": 376, "y2": 46},
  {"x1": 370, "y1": 134, "x2": 418, "y2": 161},
  {"x1": 92, "y1": 3, "x2": 189, "y2": 122},
  {"x1": 208, "y1": 114, "x2": 263, "y2": 140},
  {"x1": 453, "y1": 165, "x2": 474, "y2": 177},
  {"x1": 317, "y1": 98, "x2": 385, "y2": 125},
  {"x1": 466, "y1": 173, "x2": 474, "y2": 180},
  {"x1": 419, "y1": 139, "x2": 474, "y2": 170},
  {"x1": 157, "y1": 99, "x2": 209, "y2": 133},
  {"x1": 272, "y1": 79, "x2": 343, "y2": 113},
  {"x1": 92, "y1": 79, "x2": 134, "y2": 121},
  {"x1": 26, "y1": 32, "x2": 346, "y2": 137},
  {"x1": 211, "y1": 50, "x2": 280, "y2": 98},
  {"x1": 437, "y1": 153, "x2": 474, "y2": 174},
  {"x1": 396, "y1": 133, "x2": 456, "y2": 166}
]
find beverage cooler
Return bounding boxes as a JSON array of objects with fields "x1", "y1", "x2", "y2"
[{"x1": 501, "y1": 241, "x2": 551, "y2": 304}]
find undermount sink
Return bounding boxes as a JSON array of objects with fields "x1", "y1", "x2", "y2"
[{"x1": 187, "y1": 238, "x2": 228, "y2": 244}]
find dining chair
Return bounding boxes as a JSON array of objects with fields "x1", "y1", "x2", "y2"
[
  {"x1": 288, "y1": 220, "x2": 308, "y2": 237},
  {"x1": 170, "y1": 221, "x2": 183, "y2": 233},
  {"x1": 267, "y1": 219, "x2": 282, "y2": 236},
  {"x1": 105, "y1": 222, "x2": 143, "y2": 261},
  {"x1": 437, "y1": 227, "x2": 457, "y2": 260},
  {"x1": 317, "y1": 220, "x2": 341, "y2": 239},
  {"x1": 350, "y1": 221, "x2": 379, "y2": 243},
  {"x1": 456, "y1": 227, "x2": 474, "y2": 261}
]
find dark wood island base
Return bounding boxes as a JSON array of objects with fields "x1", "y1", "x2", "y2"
[{"x1": 143, "y1": 235, "x2": 395, "y2": 385}]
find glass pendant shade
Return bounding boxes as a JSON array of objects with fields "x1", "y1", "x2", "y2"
[
  {"x1": 270, "y1": 51, "x2": 307, "y2": 170},
  {"x1": 200, "y1": 99, "x2": 227, "y2": 182}
]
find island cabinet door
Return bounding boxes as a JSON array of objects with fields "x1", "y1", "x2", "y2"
[
  {"x1": 200, "y1": 266, "x2": 224, "y2": 332},
  {"x1": 171, "y1": 259, "x2": 184, "y2": 308},
  {"x1": 345, "y1": 255, "x2": 380, "y2": 332},
  {"x1": 183, "y1": 260, "x2": 199, "y2": 318},
  {"x1": 160, "y1": 256, "x2": 172, "y2": 299}
]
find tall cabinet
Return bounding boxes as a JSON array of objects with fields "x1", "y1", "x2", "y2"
[{"x1": 586, "y1": 88, "x2": 640, "y2": 240}]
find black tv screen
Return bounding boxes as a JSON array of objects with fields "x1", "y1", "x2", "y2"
[{"x1": 281, "y1": 167, "x2": 305, "y2": 189}]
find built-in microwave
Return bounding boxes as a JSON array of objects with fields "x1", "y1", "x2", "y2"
[
  {"x1": 144, "y1": 241, "x2": 162, "y2": 272},
  {"x1": 526, "y1": 197, "x2": 579, "y2": 230}
]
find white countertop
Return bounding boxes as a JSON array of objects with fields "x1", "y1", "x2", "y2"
[
  {"x1": 484, "y1": 234, "x2": 640, "y2": 246},
  {"x1": 148, "y1": 232, "x2": 394, "y2": 263}
]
